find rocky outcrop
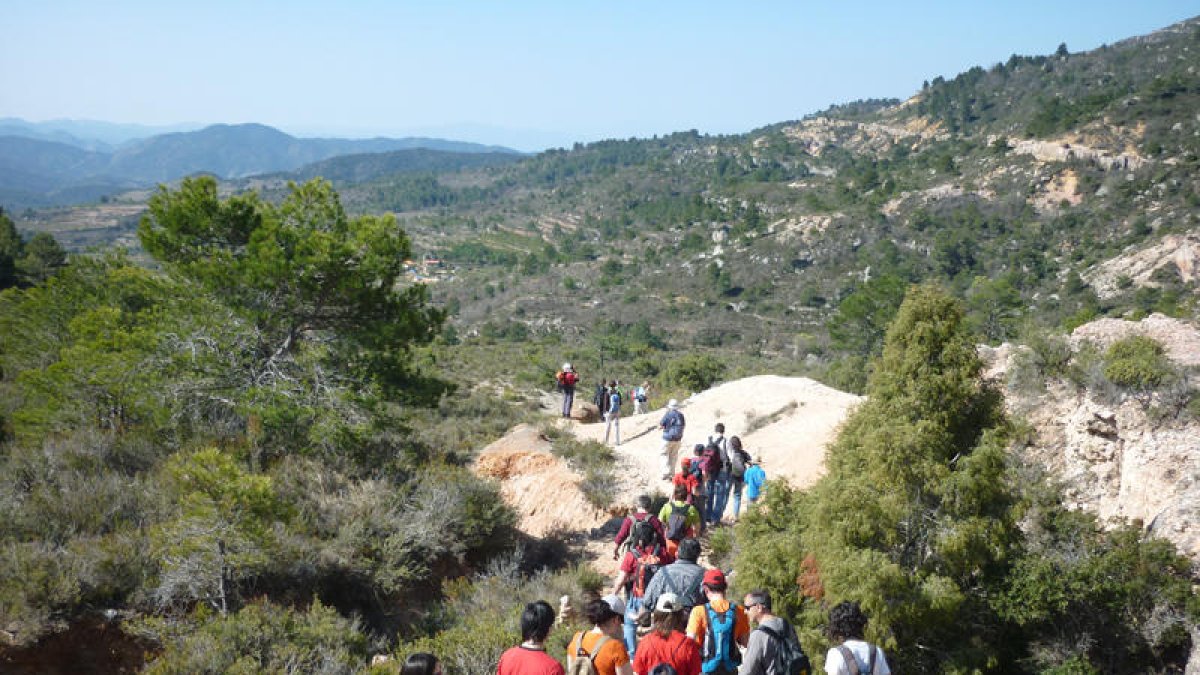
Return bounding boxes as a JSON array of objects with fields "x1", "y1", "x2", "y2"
[{"x1": 1084, "y1": 235, "x2": 1200, "y2": 300}]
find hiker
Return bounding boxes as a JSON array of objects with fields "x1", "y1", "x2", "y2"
[
  {"x1": 595, "y1": 380, "x2": 612, "y2": 417},
  {"x1": 497, "y1": 600, "x2": 565, "y2": 675},
  {"x1": 401, "y1": 653, "x2": 443, "y2": 675},
  {"x1": 744, "y1": 456, "x2": 766, "y2": 508},
  {"x1": 706, "y1": 424, "x2": 732, "y2": 525},
  {"x1": 739, "y1": 589, "x2": 811, "y2": 675},
  {"x1": 633, "y1": 381, "x2": 650, "y2": 415},
  {"x1": 556, "y1": 363, "x2": 579, "y2": 418},
  {"x1": 673, "y1": 458, "x2": 701, "y2": 507},
  {"x1": 686, "y1": 569, "x2": 748, "y2": 675},
  {"x1": 567, "y1": 595, "x2": 634, "y2": 675},
  {"x1": 614, "y1": 495, "x2": 668, "y2": 557},
  {"x1": 632, "y1": 593, "x2": 702, "y2": 675},
  {"x1": 691, "y1": 445, "x2": 709, "y2": 531},
  {"x1": 604, "y1": 379, "x2": 622, "y2": 446},
  {"x1": 642, "y1": 537, "x2": 706, "y2": 621},
  {"x1": 823, "y1": 601, "x2": 889, "y2": 675},
  {"x1": 727, "y1": 437, "x2": 752, "y2": 520},
  {"x1": 611, "y1": 505, "x2": 673, "y2": 654},
  {"x1": 658, "y1": 484, "x2": 702, "y2": 557},
  {"x1": 659, "y1": 399, "x2": 686, "y2": 480}
]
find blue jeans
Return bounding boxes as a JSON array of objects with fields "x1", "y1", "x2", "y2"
[
  {"x1": 730, "y1": 478, "x2": 745, "y2": 517},
  {"x1": 561, "y1": 388, "x2": 575, "y2": 416},
  {"x1": 622, "y1": 595, "x2": 642, "y2": 653},
  {"x1": 704, "y1": 471, "x2": 730, "y2": 524}
]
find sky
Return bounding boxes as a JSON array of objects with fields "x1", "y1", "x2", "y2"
[{"x1": 3, "y1": 1, "x2": 1200, "y2": 152}]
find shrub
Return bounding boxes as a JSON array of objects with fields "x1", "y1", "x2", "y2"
[
  {"x1": 659, "y1": 353, "x2": 726, "y2": 393},
  {"x1": 1103, "y1": 335, "x2": 1176, "y2": 403}
]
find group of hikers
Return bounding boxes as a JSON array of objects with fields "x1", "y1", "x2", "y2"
[{"x1": 553, "y1": 363, "x2": 651, "y2": 446}]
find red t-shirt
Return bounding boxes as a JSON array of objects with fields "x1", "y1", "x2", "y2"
[
  {"x1": 632, "y1": 630, "x2": 701, "y2": 675},
  {"x1": 497, "y1": 645, "x2": 565, "y2": 675}
]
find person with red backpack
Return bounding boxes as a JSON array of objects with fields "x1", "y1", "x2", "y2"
[
  {"x1": 611, "y1": 499, "x2": 675, "y2": 654},
  {"x1": 556, "y1": 363, "x2": 579, "y2": 418}
]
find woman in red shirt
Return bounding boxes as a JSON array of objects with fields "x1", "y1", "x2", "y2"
[{"x1": 632, "y1": 593, "x2": 701, "y2": 675}]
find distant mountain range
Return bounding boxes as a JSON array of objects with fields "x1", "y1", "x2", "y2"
[{"x1": 0, "y1": 121, "x2": 522, "y2": 209}]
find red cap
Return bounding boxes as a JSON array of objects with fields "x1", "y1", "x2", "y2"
[{"x1": 703, "y1": 568, "x2": 726, "y2": 588}]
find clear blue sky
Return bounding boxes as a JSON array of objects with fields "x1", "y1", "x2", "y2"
[{"x1": 2, "y1": 1, "x2": 1198, "y2": 151}]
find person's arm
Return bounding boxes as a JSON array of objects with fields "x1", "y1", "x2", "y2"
[
  {"x1": 735, "y1": 608, "x2": 751, "y2": 648},
  {"x1": 685, "y1": 605, "x2": 704, "y2": 642},
  {"x1": 737, "y1": 630, "x2": 764, "y2": 675},
  {"x1": 614, "y1": 517, "x2": 631, "y2": 547},
  {"x1": 611, "y1": 570, "x2": 630, "y2": 597}
]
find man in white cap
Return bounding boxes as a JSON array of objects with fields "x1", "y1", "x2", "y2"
[
  {"x1": 658, "y1": 399, "x2": 686, "y2": 480},
  {"x1": 556, "y1": 362, "x2": 579, "y2": 418}
]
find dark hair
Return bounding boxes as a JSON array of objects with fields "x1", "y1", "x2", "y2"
[
  {"x1": 677, "y1": 537, "x2": 701, "y2": 562},
  {"x1": 729, "y1": 436, "x2": 742, "y2": 452},
  {"x1": 583, "y1": 598, "x2": 620, "y2": 626},
  {"x1": 704, "y1": 577, "x2": 727, "y2": 593},
  {"x1": 401, "y1": 652, "x2": 439, "y2": 675},
  {"x1": 693, "y1": 443, "x2": 705, "y2": 455},
  {"x1": 714, "y1": 423, "x2": 725, "y2": 433},
  {"x1": 828, "y1": 600, "x2": 869, "y2": 642},
  {"x1": 637, "y1": 494, "x2": 652, "y2": 510},
  {"x1": 673, "y1": 483, "x2": 688, "y2": 501},
  {"x1": 744, "y1": 589, "x2": 771, "y2": 611},
  {"x1": 652, "y1": 608, "x2": 686, "y2": 637},
  {"x1": 650, "y1": 663, "x2": 679, "y2": 675},
  {"x1": 610, "y1": 380, "x2": 617, "y2": 387},
  {"x1": 521, "y1": 600, "x2": 556, "y2": 642}
]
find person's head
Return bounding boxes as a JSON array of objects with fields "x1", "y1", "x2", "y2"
[
  {"x1": 729, "y1": 436, "x2": 742, "y2": 452},
  {"x1": 642, "y1": 380, "x2": 649, "y2": 387},
  {"x1": 650, "y1": 665, "x2": 678, "y2": 675},
  {"x1": 520, "y1": 600, "x2": 556, "y2": 643},
  {"x1": 828, "y1": 600, "x2": 869, "y2": 642},
  {"x1": 636, "y1": 494, "x2": 652, "y2": 511},
  {"x1": 562, "y1": 362, "x2": 572, "y2": 372},
  {"x1": 693, "y1": 443, "x2": 705, "y2": 456},
  {"x1": 401, "y1": 652, "x2": 441, "y2": 675},
  {"x1": 702, "y1": 568, "x2": 727, "y2": 595},
  {"x1": 652, "y1": 593, "x2": 686, "y2": 636},
  {"x1": 672, "y1": 483, "x2": 688, "y2": 501},
  {"x1": 609, "y1": 380, "x2": 617, "y2": 387},
  {"x1": 743, "y1": 590, "x2": 772, "y2": 625},
  {"x1": 676, "y1": 537, "x2": 701, "y2": 562},
  {"x1": 714, "y1": 423, "x2": 725, "y2": 434},
  {"x1": 584, "y1": 595, "x2": 625, "y2": 632},
  {"x1": 667, "y1": 398, "x2": 679, "y2": 409}
]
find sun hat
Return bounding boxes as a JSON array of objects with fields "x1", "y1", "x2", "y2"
[
  {"x1": 667, "y1": 399, "x2": 679, "y2": 409},
  {"x1": 563, "y1": 363, "x2": 572, "y2": 371},
  {"x1": 655, "y1": 592, "x2": 683, "y2": 613}
]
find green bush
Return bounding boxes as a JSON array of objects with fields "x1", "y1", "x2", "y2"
[
  {"x1": 659, "y1": 353, "x2": 726, "y2": 393},
  {"x1": 1103, "y1": 335, "x2": 1176, "y2": 401}
]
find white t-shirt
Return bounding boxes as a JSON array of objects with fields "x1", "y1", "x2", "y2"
[{"x1": 823, "y1": 640, "x2": 890, "y2": 675}]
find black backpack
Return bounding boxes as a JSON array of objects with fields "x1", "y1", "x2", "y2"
[
  {"x1": 627, "y1": 515, "x2": 657, "y2": 551},
  {"x1": 730, "y1": 448, "x2": 749, "y2": 479},
  {"x1": 664, "y1": 502, "x2": 690, "y2": 541},
  {"x1": 757, "y1": 622, "x2": 811, "y2": 675}
]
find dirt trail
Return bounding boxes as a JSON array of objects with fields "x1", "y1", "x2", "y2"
[{"x1": 474, "y1": 376, "x2": 863, "y2": 578}]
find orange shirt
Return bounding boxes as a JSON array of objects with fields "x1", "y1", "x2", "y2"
[
  {"x1": 568, "y1": 630, "x2": 629, "y2": 675},
  {"x1": 686, "y1": 598, "x2": 750, "y2": 647}
]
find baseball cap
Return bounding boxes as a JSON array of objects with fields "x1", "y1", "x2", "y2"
[
  {"x1": 601, "y1": 594, "x2": 626, "y2": 617},
  {"x1": 655, "y1": 592, "x2": 683, "y2": 612},
  {"x1": 703, "y1": 568, "x2": 726, "y2": 588}
]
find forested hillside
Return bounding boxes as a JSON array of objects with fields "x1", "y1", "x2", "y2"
[{"x1": 2, "y1": 15, "x2": 1200, "y2": 675}]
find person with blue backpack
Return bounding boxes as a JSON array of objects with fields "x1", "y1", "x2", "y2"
[
  {"x1": 604, "y1": 379, "x2": 622, "y2": 446},
  {"x1": 685, "y1": 569, "x2": 748, "y2": 675},
  {"x1": 659, "y1": 399, "x2": 686, "y2": 480}
]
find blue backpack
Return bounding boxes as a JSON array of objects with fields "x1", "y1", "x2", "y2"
[
  {"x1": 663, "y1": 410, "x2": 685, "y2": 441},
  {"x1": 701, "y1": 604, "x2": 741, "y2": 673}
]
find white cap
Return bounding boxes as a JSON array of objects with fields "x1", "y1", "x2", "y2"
[
  {"x1": 563, "y1": 363, "x2": 572, "y2": 371},
  {"x1": 602, "y1": 594, "x2": 626, "y2": 616},
  {"x1": 655, "y1": 592, "x2": 683, "y2": 612},
  {"x1": 667, "y1": 399, "x2": 679, "y2": 409}
]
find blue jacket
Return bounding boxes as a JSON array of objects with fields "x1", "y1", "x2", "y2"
[{"x1": 744, "y1": 465, "x2": 766, "y2": 499}]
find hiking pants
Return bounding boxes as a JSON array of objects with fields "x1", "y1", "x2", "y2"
[
  {"x1": 661, "y1": 440, "x2": 682, "y2": 478},
  {"x1": 730, "y1": 478, "x2": 745, "y2": 517},
  {"x1": 561, "y1": 388, "x2": 575, "y2": 417},
  {"x1": 634, "y1": 398, "x2": 646, "y2": 415},
  {"x1": 707, "y1": 470, "x2": 731, "y2": 524},
  {"x1": 622, "y1": 595, "x2": 642, "y2": 653},
  {"x1": 604, "y1": 410, "x2": 621, "y2": 445}
]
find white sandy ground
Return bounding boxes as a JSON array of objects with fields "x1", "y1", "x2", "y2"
[{"x1": 474, "y1": 376, "x2": 863, "y2": 576}]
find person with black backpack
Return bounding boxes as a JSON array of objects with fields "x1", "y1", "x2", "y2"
[
  {"x1": 726, "y1": 437, "x2": 752, "y2": 521},
  {"x1": 613, "y1": 495, "x2": 667, "y2": 559},
  {"x1": 611, "y1": 499, "x2": 674, "y2": 654},
  {"x1": 738, "y1": 590, "x2": 811, "y2": 675}
]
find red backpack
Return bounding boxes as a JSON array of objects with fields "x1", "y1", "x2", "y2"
[{"x1": 631, "y1": 544, "x2": 663, "y2": 598}]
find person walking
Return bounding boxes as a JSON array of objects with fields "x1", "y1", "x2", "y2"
[
  {"x1": 614, "y1": 495, "x2": 667, "y2": 557},
  {"x1": 704, "y1": 424, "x2": 731, "y2": 526},
  {"x1": 727, "y1": 437, "x2": 752, "y2": 520},
  {"x1": 685, "y1": 569, "x2": 748, "y2": 675},
  {"x1": 594, "y1": 380, "x2": 611, "y2": 417},
  {"x1": 604, "y1": 380, "x2": 622, "y2": 446},
  {"x1": 632, "y1": 593, "x2": 702, "y2": 675},
  {"x1": 744, "y1": 457, "x2": 766, "y2": 508},
  {"x1": 556, "y1": 363, "x2": 579, "y2": 418},
  {"x1": 659, "y1": 484, "x2": 702, "y2": 558},
  {"x1": 611, "y1": 506, "x2": 673, "y2": 654},
  {"x1": 642, "y1": 538, "x2": 706, "y2": 621},
  {"x1": 823, "y1": 601, "x2": 889, "y2": 675},
  {"x1": 497, "y1": 600, "x2": 565, "y2": 675},
  {"x1": 567, "y1": 595, "x2": 634, "y2": 675},
  {"x1": 738, "y1": 589, "x2": 810, "y2": 675},
  {"x1": 659, "y1": 400, "x2": 686, "y2": 480},
  {"x1": 633, "y1": 381, "x2": 650, "y2": 415}
]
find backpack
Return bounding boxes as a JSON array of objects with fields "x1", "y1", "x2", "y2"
[
  {"x1": 730, "y1": 448, "x2": 748, "y2": 479},
  {"x1": 635, "y1": 386, "x2": 647, "y2": 402},
  {"x1": 568, "y1": 632, "x2": 612, "y2": 675},
  {"x1": 701, "y1": 604, "x2": 742, "y2": 672},
  {"x1": 594, "y1": 385, "x2": 609, "y2": 412},
  {"x1": 835, "y1": 643, "x2": 878, "y2": 675},
  {"x1": 664, "y1": 502, "x2": 690, "y2": 541},
  {"x1": 757, "y1": 623, "x2": 811, "y2": 675},
  {"x1": 630, "y1": 544, "x2": 663, "y2": 598},
  {"x1": 627, "y1": 515, "x2": 658, "y2": 551},
  {"x1": 663, "y1": 410, "x2": 685, "y2": 441}
]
